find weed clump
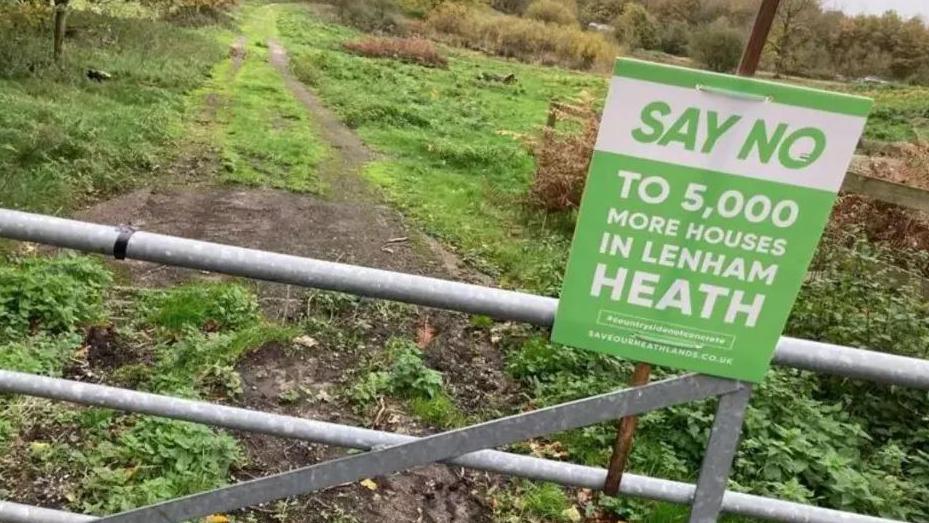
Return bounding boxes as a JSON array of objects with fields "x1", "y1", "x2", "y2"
[
  {"x1": 0, "y1": 255, "x2": 111, "y2": 341},
  {"x1": 348, "y1": 337, "x2": 467, "y2": 427},
  {"x1": 350, "y1": 338, "x2": 444, "y2": 402},
  {"x1": 529, "y1": 101, "x2": 599, "y2": 212},
  {"x1": 425, "y1": 3, "x2": 617, "y2": 71},
  {"x1": 344, "y1": 36, "x2": 449, "y2": 68},
  {"x1": 140, "y1": 283, "x2": 260, "y2": 334}
]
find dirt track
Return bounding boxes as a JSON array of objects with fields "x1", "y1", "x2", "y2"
[
  {"x1": 74, "y1": 30, "x2": 504, "y2": 523},
  {"x1": 79, "y1": 38, "x2": 477, "y2": 293}
]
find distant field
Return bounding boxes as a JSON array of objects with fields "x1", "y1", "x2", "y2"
[{"x1": 635, "y1": 52, "x2": 929, "y2": 144}]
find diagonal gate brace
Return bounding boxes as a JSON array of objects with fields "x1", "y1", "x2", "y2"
[{"x1": 98, "y1": 374, "x2": 742, "y2": 523}]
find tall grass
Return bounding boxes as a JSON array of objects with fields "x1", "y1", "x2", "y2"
[{"x1": 424, "y1": 3, "x2": 618, "y2": 71}]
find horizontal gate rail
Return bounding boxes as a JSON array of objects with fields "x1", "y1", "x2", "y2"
[
  {"x1": 2, "y1": 209, "x2": 929, "y2": 390},
  {"x1": 0, "y1": 370, "x2": 909, "y2": 523},
  {"x1": 0, "y1": 208, "x2": 927, "y2": 523}
]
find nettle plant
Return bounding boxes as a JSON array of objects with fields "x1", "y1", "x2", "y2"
[
  {"x1": 0, "y1": 254, "x2": 111, "y2": 341},
  {"x1": 350, "y1": 338, "x2": 444, "y2": 406}
]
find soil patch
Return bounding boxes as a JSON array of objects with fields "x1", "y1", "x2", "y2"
[
  {"x1": 232, "y1": 340, "x2": 494, "y2": 523},
  {"x1": 422, "y1": 313, "x2": 520, "y2": 414}
]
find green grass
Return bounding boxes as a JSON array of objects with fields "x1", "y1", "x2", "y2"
[
  {"x1": 0, "y1": 10, "x2": 228, "y2": 213},
  {"x1": 492, "y1": 480, "x2": 575, "y2": 523},
  {"x1": 207, "y1": 4, "x2": 328, "y2": 193},
  {"x1": 276, "y1": 4, "x2": 600, "y2": 292},
  {"x1": 139, "y1": 282, "x2": 260, "y2": 334},
  {"x1": 409, "y1": 393, "x2": 469, "y2": 428},
  {"x1": 0, "y1": 255, "x2": 292, "y2": 515}
]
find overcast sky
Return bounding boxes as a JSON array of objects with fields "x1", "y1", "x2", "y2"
[{"x1": 826, "y1": 0, "x2": 929, "y2": 19}]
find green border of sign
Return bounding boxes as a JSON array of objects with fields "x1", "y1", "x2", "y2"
[{"x1": 615, "y1": 58, "x2": 873, "y2": 117}]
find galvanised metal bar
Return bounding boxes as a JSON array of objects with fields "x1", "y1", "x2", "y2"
[
  {"x1": 689, "y1": 384, "x2": 753, "y2": 523},
  {"x1": 2, "y1": 209, "x2": 929, "y2": 389},
  {"x1": 98, "y1": 374, "x2": 736, "y2": 523},
  {"x1": 0, "y1": 209, "x2": 554, "y2": 326},
  {"x1": 0, "y1": 371, "x2": 906, "y2": 523},
  {"x1": 0, "y1": 502, "x2": 94, "y2": 523}
]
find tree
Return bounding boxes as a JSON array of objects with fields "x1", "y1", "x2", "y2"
[
  {"x1": 658, "y1": 19, "x2": 689, "y2": 55},
  {"x1": 52, "y1": 0, "x2": 68, "y2": 60},
  {"x1": 889, "y1": 18, "x2": 929, "y2": 80},
  {"x1": 766, "y1": 0, "x2": 821, "y2": 77},
  {"x1": 614, "y1": 3, "x2": 658, "y2": 50},
  {"x1": 644, "y1": 0, "x2": 701, "y2": 25},
  {"x1": 689, "y1": 18, "x2": 744, "y2": 72}
]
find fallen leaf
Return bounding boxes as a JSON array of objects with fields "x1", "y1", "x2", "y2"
[
  {"x1": 576, "y1": 488, "x2": 594, "y2": 505},
  {"x1": 562, "y1": 506, "x2": 582, "y2": 522},
  {"x1": 416, "y1": 318, "x2": 436, "y2": 348},
  {"x1": 316, "y1": 389, "x2": 333, "y2": 403},
  {"x1": 293, "y1": 335, "x2": 318, "y2": 350},
  {"x1": 360, "y1": 478, "x2": 378, "y2": 491},
  {"x1": 205, "y1": 515, "x2": 229, "y2": 523}
]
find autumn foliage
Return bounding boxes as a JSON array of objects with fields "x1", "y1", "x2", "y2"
[
  {"x1": 343, "y1": 36, "x2": 448, "y2": 68},
  {"x1": 529, "y1": 102, "x2": 599, "y2": 212}
]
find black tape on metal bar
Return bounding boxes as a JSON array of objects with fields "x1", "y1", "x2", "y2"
[{"x1": 112, "y1": 225, "x2": 136, "y2": 260}]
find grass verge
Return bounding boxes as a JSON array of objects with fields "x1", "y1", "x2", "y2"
[{"x1": 0, "y1": 10, "x2": 227, "y2": 213}]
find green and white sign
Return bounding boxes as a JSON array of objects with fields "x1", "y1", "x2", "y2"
[{"x1": 551, "y1": 58, "x2": 872, "y2": 382}]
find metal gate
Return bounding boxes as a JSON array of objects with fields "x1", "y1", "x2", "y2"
[{"x1": 1, "y1": 209, "x2": 927, "y2": 523}]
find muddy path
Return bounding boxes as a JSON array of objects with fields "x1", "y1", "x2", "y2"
[
  {"x1": 73, "y1": 26, "x2": 507, "y2": 523},
  {"x1": 79, "y1": 40, "x2": 482, "y2": 295}
]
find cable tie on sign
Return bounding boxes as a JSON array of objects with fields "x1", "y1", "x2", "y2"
[
  {"x1": 113, "y1": 224, "x2": 137, "y2": 260},
  {"x1": 695, "y1": 84, "x2": 772, "y2": 103}
]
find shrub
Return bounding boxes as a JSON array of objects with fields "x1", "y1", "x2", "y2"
[
  {"x1": 525, "y1": 0, "x2": 577, "y2": 26},
  {"x1": 426, "y1": 3, "x2": 617, "y2": 70},
  {"x1": 529, "y1": 101, "x2": 599, "y2": 211},
  {"x1": 491, "y1": 0, "x2": 532, "y2": 15},
  {"x1": 332, "y1": 0, "x2": 403, "y2": 33},
  {"x1": 343, "y1": 36, "x2": 448, "y2": 68},
  {"x1": 658, "y1": 19, "x2": 689, "y2": 55},
  {"x1": 160, "y1": 0, "x2": 235, "y2": 26},
  {"x1": 614, "y1": 2, "x2": 658, "y2": 50},
  {"x1": 688, "y1": 18, "x2": 744, "y2": 73}
]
